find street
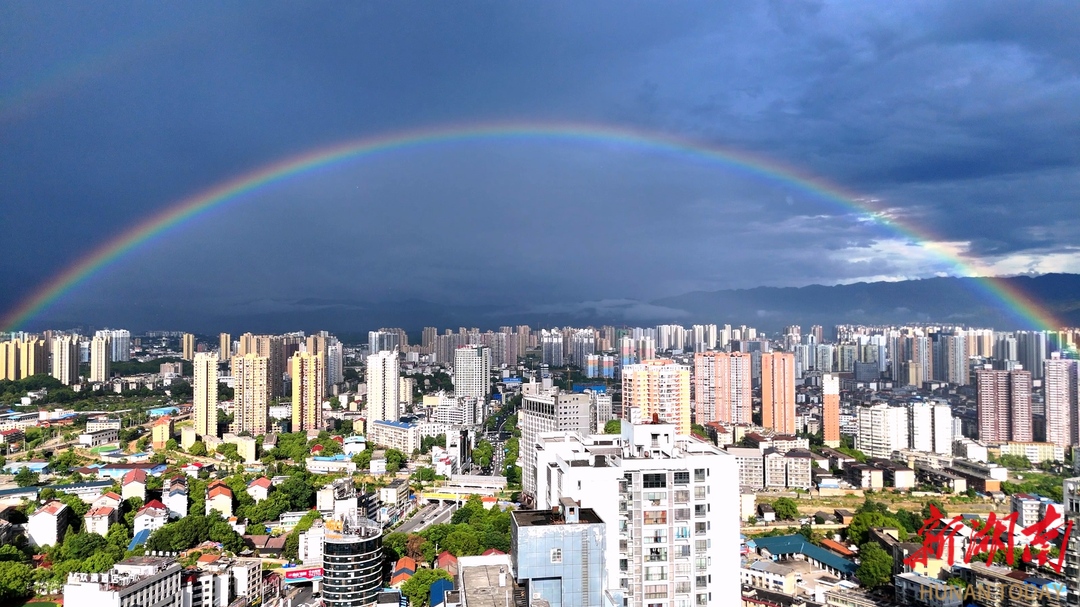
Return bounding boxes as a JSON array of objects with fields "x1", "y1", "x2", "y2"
[{"x1": 395, "y1": 501, "x2": 458, "y2": 535}]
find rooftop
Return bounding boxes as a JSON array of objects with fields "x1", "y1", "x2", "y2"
[
  {"x1": 512, "y1": 507, "x2": 604, "y2": 527},
  {"x1": 751, "y1": 535, "x2": 858, "y2": 576}
]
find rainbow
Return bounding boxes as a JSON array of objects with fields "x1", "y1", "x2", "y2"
[{"x1": 0, "y1": 121, "x2": 1064, "y2": 331}]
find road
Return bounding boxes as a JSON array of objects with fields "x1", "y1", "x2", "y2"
[{"x1": 395, "y1": 502, "x2": 458, "y2": 535}]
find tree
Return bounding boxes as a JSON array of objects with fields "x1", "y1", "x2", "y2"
[
  {"x1": 385, "y1": 449, "x2": 407, "y2": 474},
  {"x1": 166, "y1": 438, "x2": 179, "y2": 451},
  {"x1": 384, "y1": 532, "x2": 408, "y2": 562},
  {"x1": 603, "y1": 420, "x2": 621, "y2": 434},
  {"x1": 401, "y1": 568, "x2": 453, "y2": 607},
  {"x1": 847, "y1": 510, "x2": 907, "y2": 546},
  {"x1": 856, "y1": 542, "x2": 893, "y2": 588},
  {"x1": 189, "y1": 441, "x2": 207, "y2": 456},
  {"x1": 406, "y1": 533, "x2": 426, "y2": 560},
  {"x1": 282, "y1": 510, "x2": 322, "y2": 561},
  {"x1": 14, "y1": 467, "x2": 38, "y2": 487},
  {"x1": 0, "y1": 561, "x2": 33, "y2": 604},
  {"x1": 772, "y1": 498, "x2": 799, "y2": 521}
]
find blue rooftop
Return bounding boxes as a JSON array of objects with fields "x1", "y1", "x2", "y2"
[
  {"x1": 128, "y1": 529, "x2": 151, "y2": 550},
  {"x1": 345, "y1": 435, "x2": 367, "y2": 443},
  {"x1": 374, "y1": 420, "x2": 416, "y2": 430},
  {"x1": 430, "y1": 579, "x2": 453, "y2": 607},
  {"x1": 312, "y1": 453, "x2": 349, "y2": 461},
  {"x1": 751, "y1": 534, "x2": 858, "y2": 576}
]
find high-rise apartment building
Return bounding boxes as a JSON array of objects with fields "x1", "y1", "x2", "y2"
[
  {"x1": 327, "y1": 340, "x2": 344, "y2": 387},
  {"x1": 533, "y1": 417, "x2": 740, "y2": 607},
  {"x1": 692, "y1": 351, "x2": 752, "y2": 425},
  {"x1": 193, "y1": 353, "x2": 219, "y2": 438},
  {"x1": 19, "y1": 338, "x2": 47, "y2": 378},
  {"x1": 51, "y1": 334, "x2": 80, "y2": 385},
  {"x1": 1045, "y1": 354, "x2": 1079, "y2": 448},
  {"x1": 292, "y1": 352, "x2": 325, "y2": 432},
  {"x1": 977, "y1": 365, "x2": 1033, "y2": 443},
  {"x1": 218, "y1": 333, "x2": 231, "y2": 363},
  {"x1": 822, "y1": 373, "x2": 840, "y2": 447},
  {"x1": 0, "y1": 340, "x2": 18, "y2": 380},
  {"x1": 366, "y1": 350, "x2": 399, "y2": 423},
  {"x1": 232, "y1": 354, "x2": 270, "y2": 435},
  {"x1": 518, "y1": 390, "x2": 592, "y2": 502},
  {"x1": 182, "y1": 333, "x2": 195, "y2": 361},
  {"x1": 94, "y1": 329, "x2": 130, "y2": 362},
  {"x1": 368, "y1": 330, "x2": 402, "y2": 354},
  {"x1": 453, "y1": 345, "x2": 491, "y2": 401},
  {"x1": 761, "y1": 352, "x2": 796, "y2": 434},
  {"x1": 622, "y1": 359, "x2": 691, "y2": 435},
  {"x1": 89, "y1": 334, "x2": 111, "y2": 382},
  {"x1": 253, "y1": 335, "x2": 285, "y2": 397},
  {"x1": 855, "y1": 404, "x2": 909, "y2": 459}
]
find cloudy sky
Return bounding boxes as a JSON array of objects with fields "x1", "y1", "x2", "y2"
[{"x1": 2, "y1": 2, "x2": 1078, "y2": 330}]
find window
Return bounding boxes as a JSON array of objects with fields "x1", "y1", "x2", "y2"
[
  {"x1": 696, "y1": 576, "x2": 708, "y2": 589},
  {"x1": 676, "y1": 581, "x2": 691, "y2": 593},
  {"x1": 675, "y1": 526, "x2": 690, "y2": 539},
  {"x1": 550, "y1": 548, "x2": 562, "y2": 563},
  {"x1": 674, "y1": 489, "x2": 690, "y2": 503},
  {"x1": 695, "y1": 540, "x2": 708, "y2": 553},
  {"x1": 675, "y1": 562, "x2": 692, "y2": 575},
  {"x1": 645, "y1": 491, "x2": 665, "y2": 506},
  {"x1": 674, "y1": 471, "x2": 690, "y2": 485},
  {"x1": 694, "y1": 486, "x2": 706, "y2": 500},
  {"x1": 695, "y1": 557, "x2": 708, "y2": 571},
  {"x1": 695, "y1": 522, "x2": 707, "y2": 535},
  {"x1": 675, "y1": 544, "x2": 691, "y2": 557},
  {"x1": 674, "y1": 508, "x2": 690, "y2": 521},
  {"x1": 620, "y1": 558, "x2": 628, "y2": 572},
  {"x1": 643, "y1": 473, "x2": 667, "y2": 488},
  {"x1": 644, "y1": 510, "x2": 668, "y2": 525},
  {"x1": 645, "y1": 586, "x2": 668, "y2": 600},
  {"x1": 695, "y1": 504, "x2": 707, "y2": 518},
  {"x1": 648, "y1": 530, "x2": 668, "y2": 544},
  {"x1": 696, "y1": 593, "x2": 709, "y2": 605},
  {"x1": 645, "y1": 566, "x2": 667, "y2": 581},
  {"x1": 694, "y1": 468, "x2": 706, "y2": 482},
  {"x1": 647, "y1": 547, "x2": 668, "y2": 562}
]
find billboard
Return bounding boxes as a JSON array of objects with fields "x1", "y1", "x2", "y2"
[{"x1": 284, "y1": 567, "x2": 323, "y2": 581}]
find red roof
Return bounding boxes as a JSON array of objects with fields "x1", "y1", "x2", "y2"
[
  {"x1": 481, "y1": 548, "x2": 506, "y2": 556},
  {"x1": 390, "y1": 571, "x2": 412, "y2": 586},
  {"x1": 122, "y1": 469, "x2": 148, "y2": 484},
  {"x1": 435, "y1": 551, "x2": 458, "y2": 567},
  {"x1": 248, "y1": 477, "x2": 272, "y2": 489},
  {"x1": 154, "y1": 416, "x2": 172, "y2": 426},
  {"x1": 820, "y1": 538, "x2": 856, "y2": 557},
  {"x1": 197, "y1": 554, "x2": 220, "y2": 564},
  {"x1": 35, "y1": 500, "x2": 67, "y2": 517},
  {"x1": 394, "y1": 556, "x2": 417, "y2": 573},
  {"x1": 144, "y1": 499, "x2": 167, "y2": 510},
  {"x1": 310, "y1": 444, "x2": 325, "y2": 453},
  {"x1": 99, "y1": 491, "x2": 122, "y2": 502},
  {"x1": 208, "y1": 486, "x2": 233, "y2": 499}
]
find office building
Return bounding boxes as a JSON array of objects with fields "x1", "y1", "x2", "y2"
[
  {"x1": 193, "y1": 353, "x2": 219, "y2": 438},
  {"x1": 533, "y1": 415, "x2": 741, "y2": 607},
  {"x1": 90, "y1": 334, "x2": 111, "y2": 383},
  {"x1": 323, "y1": 518, "x2": 384, "y2": 607},
  {"x1": 693, "y1": 351, "x2": 752, "y2": 425},
  {"x1": 822, "y1": 373, "x2": 840, "y2": 447},
  {"x1": 218, "y1": 333, "x2": 231, "y2": 363},
  {"x1": 511, "y1": 498, "x2": 607, "y2": 607},
  {"x1": 292, "y1": 352, "x2": 325, "y2": 432},
  {"x1": 231, "y1": 354, "x2": 270, "y2": 435},
  {"x1": 182, "y1": 333, "x2": 196, "y2": 361},
  {"x1": 519, "y1": 390, "x2": 592, "y2": 503},
  {"x1": 622, "y1": 359, "x2": 691, "y2": 435},
  {"x1": 976, "y1": 365, "x2": 1033, "y2": 443},
  {"x1": 454, "y1": 345, "x2": 491, "y2": 401},
  {"x1": 761, "y1": 352, "x2": 796, "y2": 435},
  {"x1": 64, "y1": 556, "x2": 182, "y2": 607},
  {"x1": 1045, "y1": 354, "x2": 1079, "y2": 448},
  {"x1": 367, "y1": 350, "x2": 400, "y2": 423},
  {"x1": 51, "y1": 334, "x2": 80, "y2": 385}
]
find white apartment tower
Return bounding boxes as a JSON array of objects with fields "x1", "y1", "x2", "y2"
[
  {"x1": 89, "y1": 334, "x2": 111, "y2": 383},
  {"x1": 193, "y1": 353, "x2": 219, "y2": 438},
  {"x1": 51, "y1": 334, "x2": 80, "y2": 385},
  {"x1": 454, "y1": 345, "x2": 491, "y2": 401},
  {"x1": 231, "y1": 354, "x2": 270, "y2": 435},
  {"x1": 518, "y1": 390, "x2": 592, "y2": 503},
  {"x1": 1045, "y1": 354, "x2": 1079, "y2": 448},
  {"x1": 533, "y1": 415, "x2": 741, "y2": 607},
  {"x1": 856, "y1": 404, "x2": 909, "y2": 459},
  {"x1": 366, "y1": 350, "x2": 400, "y2": 422}
]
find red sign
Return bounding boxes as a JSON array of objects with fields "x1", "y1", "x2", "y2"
[
  {"x1": 905, "y1": 505, "x2": 1072, "y2": 573},
  {"x1": 284, "y1": 568, "x2": 323, "y2": 580}
]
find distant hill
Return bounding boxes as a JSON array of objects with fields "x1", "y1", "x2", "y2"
[{"x1": 650, "y1": 273, "x2": 1080, "y2": 331}]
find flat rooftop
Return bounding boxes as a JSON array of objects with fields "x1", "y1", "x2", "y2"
[
  {"x1": 461, "y1": 564, "x2": 518, "y2": 607},
  {"x1": 512, "y1": 507, "x2": 604, "y2": 527}
]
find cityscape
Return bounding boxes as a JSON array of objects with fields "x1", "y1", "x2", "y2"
[{"x1": 3, "y1": 4, "x2": 1080, "y2": 607}]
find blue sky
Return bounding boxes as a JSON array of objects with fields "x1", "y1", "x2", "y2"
[{"x1": 2, "y1": 2, "x2": 1078, "y2": 329}]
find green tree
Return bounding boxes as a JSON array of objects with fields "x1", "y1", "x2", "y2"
[
  {"x1": 855, "y1": 542, "x2": 893, "y2": 588},
  {"x1": 0, "y1": 545, "x2": 28, "y2": 563},
  {"x1": 14, "y1": 467, "x2": 38, "y2": 487},
  {"x1": 282, "y1": 510, "x2": 322, "y2": 561},
  {"x1": 772, "y1": 497, "x2": 799, "y2": 521},
  {"x1": 603, "y1": 420, "x2": 621, "y2": 434},
  {"x1": 384, "y1": 532, "x2": 408, "y2": 562},
  {"x1": 189, "y1": 441, "x2": 207, "y2": 456},
  {"x1": 847, "y1": 510, "x2": 907, "y2": 546},
  {"x1": 401, "y1": 568, "x2": 453, "y2": 607},
  {"x1": 0, "y1": 561, "x2": 33, "y2": 603},
  {"x1": 166, "y1": 438, "x2": 179, "y2": 451}
]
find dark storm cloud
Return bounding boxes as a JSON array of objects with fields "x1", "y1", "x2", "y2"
[{"x1": 1, "y1": 2, "x2": 1078, "y2": 329}]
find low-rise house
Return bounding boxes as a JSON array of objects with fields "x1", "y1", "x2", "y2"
[
  {"x1": 163, "y1": 476, "x2": 189, "y2": 519},
  {"x1": 29, "y1": 499, "x2": 71, "y2": 547},
  {"x1": 85, "y1": 506, "x2": 117, "y2": 536},
  {"x1": 206, "y1": 481, "x2": 234, "y2": 518},
  {"x1": 134, "y1": 500, "x2": 169, "y2": 536},
  {"x1": 247, "y1": 477, "x2": 271, "y2": 503},
  {"x1": 122, "y1": 469, "x2": 148, "y2": 502}
]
